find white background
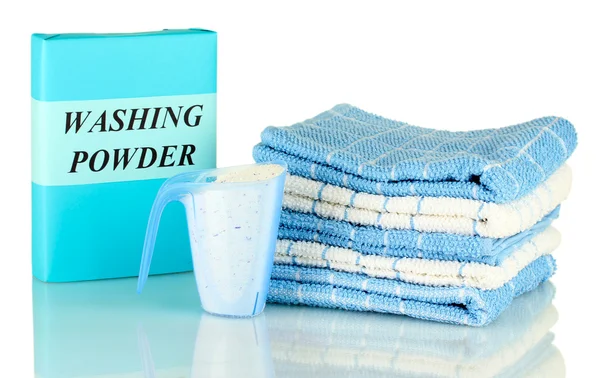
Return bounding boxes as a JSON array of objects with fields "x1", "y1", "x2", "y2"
[{"x1": 1, "y1": 1, "x2": 599, "y2": 375}]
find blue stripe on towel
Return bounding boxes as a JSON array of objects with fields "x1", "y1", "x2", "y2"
[
  {"x1": 278, "y1": 206, "x2": 560, "y2": 265},
  {"x1": 254, "y1": 104, "x2": 577, "y2": 203},
  {"x1": 267, "y1": 255, "x2": 556, "y2": 326},
  {"x1": 266, "y1": 281, "x2": 555, "y2": 361}
]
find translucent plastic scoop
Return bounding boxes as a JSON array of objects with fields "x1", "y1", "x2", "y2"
[{"x1": 138, "y1": 161, "x2": 287, "y2": 317}]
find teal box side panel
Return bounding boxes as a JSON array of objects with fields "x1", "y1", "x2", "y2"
[{"x1": 32, "y1": 179, "x2": 193, "y2": 282}]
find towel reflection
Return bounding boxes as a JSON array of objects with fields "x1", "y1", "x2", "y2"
[
  {"x1": 266, "y1": 281, "x2": 564, "y2": 377},
  {"x1": 33, "y1": 273, "x2": 563, "y2": 378}
]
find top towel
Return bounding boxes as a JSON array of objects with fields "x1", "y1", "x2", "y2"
[{"x1": 253, "y1": 104, "x2": 577, "y2": 203}]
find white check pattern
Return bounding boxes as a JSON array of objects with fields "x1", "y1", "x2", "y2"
[
  {"x1": 274, "y1": 227, "x2": 560, "y2": 290},
  {"x1": 283, "y1": 165, "x2": 571, "y2": 238}
]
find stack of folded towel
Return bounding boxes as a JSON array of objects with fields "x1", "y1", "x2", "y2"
[{"x1": 253, "y1": 104, "x2": 577, "y2": 326}]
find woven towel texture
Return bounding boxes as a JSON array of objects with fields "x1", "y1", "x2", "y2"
[
  {"x1": 267, "y1": 255, "x2": 556, "y2": 326},
  {"x1": 266, "y1": 281, "x2": 555, "y2": 362},
  {"x1": 268, "y1": 283, "x2": 557, "y2": 377},
  {"x1": 280, "y1": 206, "x2": 560, "y2": 264},
  {"x1": 283, "y1": 164, "x2": 571, "y2": 238},
  {"x1": 274, "y1": 226, "x2": 559, "y2": 290},
  {"x1": 254, "y1": 104, "x2": 577, "y2": 203}
]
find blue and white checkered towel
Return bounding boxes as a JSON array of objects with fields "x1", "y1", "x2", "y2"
[
  {"x1": 267, "y1": 281, "x2": 556, "y2": 368},
  {"x1": 268, "y1": 255, "x2": 556, "y2": 326},
  {"x1": 254, "y1": 104, "x2": 577, "y2": 203},
  {"x1": 280, "y1": 206, "x2": 559, "y2": 264}
]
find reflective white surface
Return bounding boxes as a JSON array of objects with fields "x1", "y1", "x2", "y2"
[{"x1": 33, "y1": 273, "x2": 564, "y2": 378}]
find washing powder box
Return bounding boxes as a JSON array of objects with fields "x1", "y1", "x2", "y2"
[{"x1": 31, "y1": 29, "x2": 217, "y2": 282}]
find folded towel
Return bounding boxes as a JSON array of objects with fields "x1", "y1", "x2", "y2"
[
  {"x1": 280, "y1": 206, "x2": 560, "y2": 264},
  {"x1": 267, "y1": 255, "x2": 556, "y2": 326},
  {"x1": 254, "y1": 104, "x2": 577, "y2": 203},
  {"x1": 283, "y1": 164, "x2": 571, "y2": 238},
  {"x1": 274, "y1": 226, "x2": 559, "y2": 290},
  {"x1": 266, "y1": 281, "x2": 555, "y2": 362}
]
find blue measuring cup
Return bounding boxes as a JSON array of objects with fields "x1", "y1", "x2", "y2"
[{"x1": 137, "y1": 161, "x2": 287, "y2": 317}]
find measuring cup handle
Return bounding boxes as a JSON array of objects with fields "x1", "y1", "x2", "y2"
[{"x1": 137, "y1": 179, "x2": 189, "y2": 294}]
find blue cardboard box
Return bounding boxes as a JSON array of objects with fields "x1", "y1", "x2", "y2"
[{"x1": 31, "y1": 29, "x2": 217, "y2": 282}]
